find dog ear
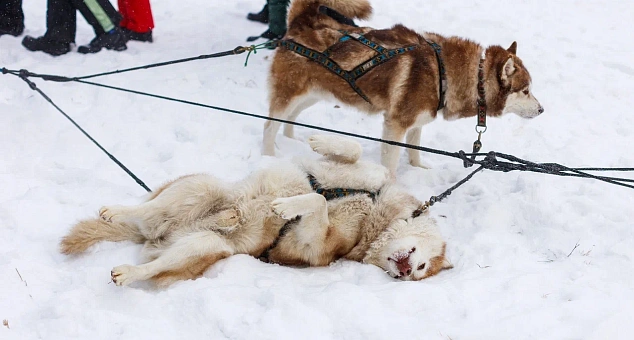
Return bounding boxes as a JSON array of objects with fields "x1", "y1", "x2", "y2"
[
  {"x1": 441, "y1": 258, "x2": 454, "y2": 270},
  {"x1": 500, "y1": 57, "x2": 515, "y2": 84},
  {"x1": 507, "y1": 41, "x2": 517, "y2": 54}
]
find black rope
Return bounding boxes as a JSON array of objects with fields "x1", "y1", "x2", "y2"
[
  {"x1": 3, "y1": 54, "x2": 634, "y2": 194},
  {"x1": 7, "y1": 70, "x2": 152, "y2": 192},
  {"x1": 429, "y1": 164, "x2": 485, "y2": 207},
  {"x1": 3, "y1": 46, "x2": 253, "y2": 82},
  {"x1": 67, "y1": 78, "x2": 634, "y2": 189}
]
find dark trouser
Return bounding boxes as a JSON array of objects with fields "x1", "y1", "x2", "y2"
[
  {"x1": 44, "y1": 0, "x2": 121, "y2": 43},
  {"x1": 268, "y1": 0, "x2": 290, "y2": 36},
  {"x1": 0, "y1": 0, "x2": 24, "y2": 28}
]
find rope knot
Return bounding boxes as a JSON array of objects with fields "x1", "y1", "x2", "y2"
[
  {"x1": 18, "y1": 69, "x2": 30, "y2": 78},
  {"x1": 459, "y1": 150, "x2": 475, "y2": 168}
]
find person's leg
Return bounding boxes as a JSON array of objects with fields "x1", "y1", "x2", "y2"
[
  {"x1": 118, "y1": 0, "x2": 153, "y2": 42},
  {"x1": 44, "y1": 0, "x2": 76, "y2": 42},
  {"x1": 267, "y1": 0, "x2": 289, "y2": 37},
  {"x1": 22, "y1": 0, "x2": 73, "y2": 56},
  {"x1": 70, "y1": 0, "x2": 120, "y2": 36},
  {"x1": 246, "y1": 0, "x2": 288, "y2": 42},
  {"x1": 247, "y1": 0, "x2": 269, "y2": 24},
  {"x1": 70, "y1": 0, "x2": 127, "y2": 53},
  {"x1": 0, "y1": 0, "x2": 24, "y2": 36},
  {"x1": 119, "y1": 0, "x2": 153, "y2": 32},
  {"x1": 117, "y1": 0, "x2": 129, "y2": 29}
]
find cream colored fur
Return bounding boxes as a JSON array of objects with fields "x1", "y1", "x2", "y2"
[{"x1": 61, "y1": 135, "x2": 450, "y2": 287}]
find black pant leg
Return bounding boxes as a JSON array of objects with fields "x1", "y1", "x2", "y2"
[
  {"x1": 70, "y1": 0, "x2": 121, "y2": 36},
  {"x1": 44, "y1": 0, "x2": 76, "y2": 43},
  {"x1": 0, "y1": 0, "x2": 24, "y2": 27}
]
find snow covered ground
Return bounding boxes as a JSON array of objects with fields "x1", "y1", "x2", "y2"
[{"x1": 2, "y1": 0, "x2": 634, "y2": 338}]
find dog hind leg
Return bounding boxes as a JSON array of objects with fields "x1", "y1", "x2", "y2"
[
  {"x1": 283, "y1": 96, "x2": 318, "y2": 139},
  {"x1": 110, "y1": 230, "x2": 233, "y2": 286},
  {"x1": 263, "y1": 90, "x2": 312, "y2": 156}
]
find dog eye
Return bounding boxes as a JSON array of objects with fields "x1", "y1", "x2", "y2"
[
  {"x1": 417, "y1": 263, "x2": 426, "y2": 271},
  {"x1": 522, "y1": 90, "x2": 529, "y2": 95}
]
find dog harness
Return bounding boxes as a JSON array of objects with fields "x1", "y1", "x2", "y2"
[
  {"x1": 278, "y1": 27, "x2": 447, "y2": 110},
  {"x1": 307, "y1": 174, "x2": 378, "y2": 201}
]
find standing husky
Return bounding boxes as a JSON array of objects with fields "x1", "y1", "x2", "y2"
[
  {"x1": 263, "y1": 0, "x2": 544, "y2": 173},
  {"x1": 60, "y1": 135, "x2": 451, "y2": 287}
]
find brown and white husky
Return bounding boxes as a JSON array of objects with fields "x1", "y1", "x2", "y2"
[
  {"x1": 263, "y1": 0, "x2": 543, "y2": 173},
  {"x1": 60, "y1": 135, "x2": 451, "y2": 287}
]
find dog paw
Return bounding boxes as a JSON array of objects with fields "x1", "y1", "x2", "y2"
[
  {"x1": 99, "y1": 205, "x2": 126, "y2": 222},
  {"x1": 111, "y1": 264, "x2": 138, "y2": 286},
  {"x1": 409, "y1": 160, "x2": 431, "y2": 169},
  {"x1": 271, "y1": 197, "x2": 307, "y2": 220},
  {"x1": 215, "y1": 208, "x2": 241, "y2": 228},
  {"x1": 307, "y1": 135, "x2": 332, "y2": 156}
]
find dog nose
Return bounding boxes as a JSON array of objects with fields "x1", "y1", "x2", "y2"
[
  {"x1": 396, "y1": 259, "x2": 412, "y2": 277},
  {"x1": 538, "y1": 106, "x2": 544, "y2": 114}
]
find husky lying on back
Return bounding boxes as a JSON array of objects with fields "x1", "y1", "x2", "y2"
[{"x1": 60, "y1": 135, "x2": 451, "y2": 287}]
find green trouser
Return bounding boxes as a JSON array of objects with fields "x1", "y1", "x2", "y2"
[{"x1": 268, "y1": 0, "x2": 290, "y2": 36}]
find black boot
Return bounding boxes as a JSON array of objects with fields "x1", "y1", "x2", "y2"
[
  {"x1": 22, "y1": 35, "x2": 71, "y2": 56},
  {"x1": 246, "y1": 29, "x2": 284, "y2": 42},
  {"x1": 121, "y1": 28, "x2": 153, "y2": 42},
  {"x1": 247, "y1": 4, "x2": 269, "y2": 24},
  {"x1": 77, "y1": 28, "x2": 127, "y2": 54}
]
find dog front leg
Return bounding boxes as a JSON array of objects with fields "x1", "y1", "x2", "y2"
[
  {"x1": 307, "y1": 135, "x2": 362, "y2": 163},
  {"x1": 271, "y1": 193, "x2": 329, "y2": 244},
  {"x1": 381, "y1": 120, "x2": 408, "y2": 174},
  {"x1": 110, "y1": 231, "x2": 233, "y2": 286}
]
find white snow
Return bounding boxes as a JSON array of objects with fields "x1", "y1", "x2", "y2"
[{"x1": 2, "y1": 0, "x2": 634, "y2": 339}]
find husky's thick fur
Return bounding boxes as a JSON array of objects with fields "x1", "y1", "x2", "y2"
[
  {"x1": 60, "y1": 135, "x2": 451, "y2": 287},
  {"x1": 263, "y1": 0, "x2": 544, "y2": 173}
]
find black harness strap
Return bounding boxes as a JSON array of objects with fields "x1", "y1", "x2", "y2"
[
  {"x1": 278, "y1": 40, "x2": 373, "y2": 103},
  {"x1": 423, "y1": 39, "x2": 447, "y2": 111},
  {"x1": 258, "y1": 216, "x2": 300, "y2": 262},
  {"x1": 318, "y1": 5, "x2": 358, "y2": 27},
  {"x1": 278, "y1": 31, "x2": 417, "y2": 105},
  {"x1": 308, "y1": 174, "x2": 378, "y2": 201}
]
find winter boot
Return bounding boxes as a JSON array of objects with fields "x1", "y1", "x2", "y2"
[
  {"x1": 77, "y1": 28, "x2": 127, "y2": 54},
  {"x1": 22, "y1": 35, "x2": 71, "y2": 56},
  {"x1": 247, "y1": 4, "x2": 269, "y2": 24}
]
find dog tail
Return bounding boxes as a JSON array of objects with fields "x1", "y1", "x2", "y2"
[
  {"x1": 60, "y1": 219, "x2": 145, "y2": 255},
  {"x1": 288, "y1": 0, "x2": 372, "y2": 27}
]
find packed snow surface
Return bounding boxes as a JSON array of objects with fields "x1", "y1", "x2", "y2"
[{"x1": 1, "y1": 0, "x2": 633, "y2": 339}]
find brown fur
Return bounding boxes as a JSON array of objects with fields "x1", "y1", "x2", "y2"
[
  {"x1": 265, "y1": 0, "x2": 541, "y2": 172},
  {"x1": 151, "y1": 252, "x2": 231, "y2": 287},
  {"x1": 422, "y1": 244, "x2": 452, "y2": 279}
]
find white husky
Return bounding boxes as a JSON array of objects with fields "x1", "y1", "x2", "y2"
[{"x1": 60, "y1": 135, "x2": 451, "y2": 287}]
